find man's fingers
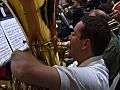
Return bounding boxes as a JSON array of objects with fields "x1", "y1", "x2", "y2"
[{"x1": 11, "y1": 50, "x2": 22, "y2": 57}]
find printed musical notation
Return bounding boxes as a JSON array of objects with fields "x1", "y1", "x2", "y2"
[
  {"x1": 0, "y1": 26, "x2": 12, "y2": 66},
  {"x1": 0, "y1": 18, "x2": 28, "y2": 66}
]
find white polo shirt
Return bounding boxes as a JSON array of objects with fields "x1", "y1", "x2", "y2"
[{"x1": 54, "y1": 56, "x2": 109, "y2": 90}]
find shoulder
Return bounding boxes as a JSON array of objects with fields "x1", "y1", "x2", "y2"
[{"x1": 54, "y1": 63, "x2": 109, "y2": 90}]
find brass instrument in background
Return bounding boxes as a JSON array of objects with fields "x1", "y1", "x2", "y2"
[
  {"x1": 57, "y1": 41, "x2": 70, "y2": 62},
  {"x1": 109, "y1": 11, "x2": 120, "y2": 22},
  {"x1": 112, "y1": 1, "x2": 120, "y2": 22},
  {"x1": 109, "y1": 10, "x2": 120, "y2": 33},
  {"x1": 108, "y1": 18, "x2": 120, "y2": 38},
  {"x1": 108, "y1": 1, "x2": 120, "y2": 36},
  {"x1": 108, "y1": 19, "x2": 120, "y2": 32}
]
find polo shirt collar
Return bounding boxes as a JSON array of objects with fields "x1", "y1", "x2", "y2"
[{"x1": 78, "y1": 55, "x2": 102, "y2": 67}]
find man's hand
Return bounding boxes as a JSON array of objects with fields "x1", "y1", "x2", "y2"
[
  {"x1": 11, "y1": 50, "x2": 39, "y2": 79},
  {"x1": 10, "y1": 50, "x2": 60, "y2": 90}
]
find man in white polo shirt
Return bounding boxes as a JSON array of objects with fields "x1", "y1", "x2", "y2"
[{"x1": 10, "y1": 16, "x2": 111, "y2": 90}]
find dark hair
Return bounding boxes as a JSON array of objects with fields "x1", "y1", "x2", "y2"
[
  {"x1": 74, "y1": 0, "x2": 81, "y2": 4},
  {"x1": 80, "y1": 16, "x2": 111, "y2": 56}
]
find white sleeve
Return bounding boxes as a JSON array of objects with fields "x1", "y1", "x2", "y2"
[{"x1": 54, "y1": 65, "x2": 109, "y2": 90}]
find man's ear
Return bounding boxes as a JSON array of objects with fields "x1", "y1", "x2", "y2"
[{"x1": 81, "y1": 39, "x2": 91, "y2": 49}]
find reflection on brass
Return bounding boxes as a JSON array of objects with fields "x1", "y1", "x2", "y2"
[
  {"x1": 108, "y1": 19, "x2": 120, "y2": 32},
  {"x1": 0, "y1": 80, "x2": 11, "y2": 90}
]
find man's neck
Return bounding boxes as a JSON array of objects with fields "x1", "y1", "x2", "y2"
[{"x1": 76, "y1": 52, "x2": 93, "y2": 65}]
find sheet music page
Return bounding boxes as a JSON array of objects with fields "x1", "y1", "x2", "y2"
[
  {"x1": 0, "y1": 26, "x2": 12, "y2": 66},
  {"x1": 0, "y1": 18, "x2": 28, "y2": 51}
]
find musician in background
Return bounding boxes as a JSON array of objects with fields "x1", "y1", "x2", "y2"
[
  {"x1": 89, "y1": 9, "x2": 120, "y2": 86},
  {"x1": 98, "y1": 2, "x2": 120, "y2": 37},
  {"x1": 65, "y1": 0, "x2": 84, "y2": 27}
]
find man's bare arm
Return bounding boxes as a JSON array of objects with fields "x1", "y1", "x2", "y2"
[{"x1": 11, "y1": 51, "x2": 60, "y2": 90}]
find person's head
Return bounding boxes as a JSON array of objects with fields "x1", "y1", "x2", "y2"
[
  {"x1": 69, "y1": 16, "x2": 111, "y2": 64},
  {"x1": 89, "y1": 9, "x2": 107, "y2": 16},
  {"x1": 89, "y1": 9, "x2": 111, "y2": 21},
  {"x1": 73, "y1": 0, "x2": 81, "y2": 8},
  {"x1": 89, "y1": 9, "x2": 120, "y2": 37}
]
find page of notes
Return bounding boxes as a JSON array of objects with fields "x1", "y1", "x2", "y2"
[
  {"x1": 0, "y1": 26, "x2": 12, "y2": 66},
  {"x1": 0, "y1": 18, "x2": 29, "y2": 51}
]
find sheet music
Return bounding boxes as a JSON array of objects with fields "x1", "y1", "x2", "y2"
[
  {"x1": 0, "y1": 26, "x2": 12, "y2": 66},
  {"x1": 1, "y1": 18, "x2": 28, "y2": 51}
]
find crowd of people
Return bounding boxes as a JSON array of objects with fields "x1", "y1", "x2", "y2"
[
  {"x1": 56, "y1": 0, "x2": 120, "y2": 39},
  {"x1": 10, "y1": 0, "x2": 120, "y2": 90}
]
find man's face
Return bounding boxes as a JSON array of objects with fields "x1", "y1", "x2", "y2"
[
  {"x1": 73, "y1": 1, "x2": 78, "y2": 8},
  {"x1": 69, "y1": 21, "x2": 85, "y2": 58}
]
